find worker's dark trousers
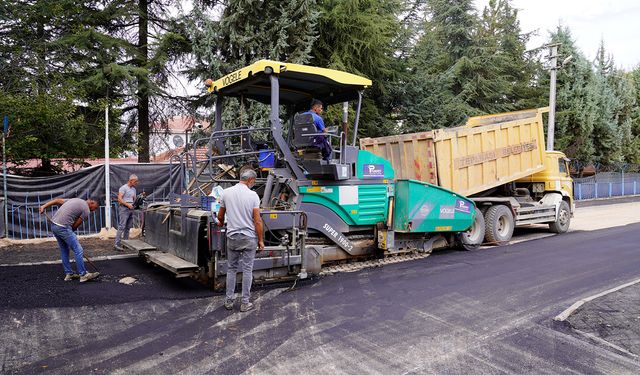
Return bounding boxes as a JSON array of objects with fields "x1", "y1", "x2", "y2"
[
  {"x1": 115, "y1": 205, "x2": 134, "y2": 247},
  {"x1": 226, "y1": 233, "x2": 257, "y2": 304},
  {"x1": 314, "y1": 136, "x2": 333, "y2": 161}
]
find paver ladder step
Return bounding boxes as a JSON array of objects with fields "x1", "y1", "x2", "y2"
[
  {"x1": 144, "y1": 251, "x2": 199, "y2": 276},
  {"x1": 122, "y1": 239, "x2": 157, "y2": 252}
]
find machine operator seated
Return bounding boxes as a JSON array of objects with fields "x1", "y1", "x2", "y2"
[{"x1": 296, "y1": 99, "x2": 332, "y2": 162}]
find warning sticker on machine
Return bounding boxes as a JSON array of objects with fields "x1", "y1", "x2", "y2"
[
  {"x1": 455, "y1": 199, "x2": 471, "y2": 214},
  {"x1": 439, "y1": 206, "x2": 455, "y2": 219}
]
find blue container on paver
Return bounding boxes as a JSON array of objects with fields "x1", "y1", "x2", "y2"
[{"x1": 259, "y1": 150, "x2": 275, "y2": 168}]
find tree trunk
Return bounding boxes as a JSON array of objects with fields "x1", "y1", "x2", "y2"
[{"x1": 137, "y1": 0, "x2": 150, "y2": 163}]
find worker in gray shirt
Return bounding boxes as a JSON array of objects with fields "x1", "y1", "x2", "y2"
[
  {"x1": 39, "y1": 197, "x2": 101, "y2": 282},
  {"x1": 217, "y1": 169, "x2": 265, "y2": 312},
  {"x1": 115, "y1": 174, "x2": 139, "y2": 251}
]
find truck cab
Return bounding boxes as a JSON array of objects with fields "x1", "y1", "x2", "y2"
[{"x1": 516, "y1": 151, "x2": 574, "y2": 214}]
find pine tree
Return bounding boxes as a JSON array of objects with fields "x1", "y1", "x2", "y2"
[
  {"x1": 399, "y1": 0, "x2": 479, "y2": 132},
  {"x1": 474, "y1": 0, "x2": 542, "y2": 111},
  {"x1": 187, "y1": 0, "x2": 318, "y2": 128},
  {"x1": 311, "y1": 0, "x2": 403, "y2": 138},
  {"x1": 591, "y1": 41, "x2": 623, "y2": 162},
  {"x1": 629, "y1": 67, "x2": 640, "y2": 163}
]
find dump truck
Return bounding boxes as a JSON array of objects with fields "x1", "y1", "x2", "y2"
[
  {"x1": 360, "y1": 108, "x2": 574, "y2": 246},
  {"x1": 123, "y1": 60, "x2": 484, "y2": 288}
]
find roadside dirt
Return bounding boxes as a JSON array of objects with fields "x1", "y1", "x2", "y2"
[
  {"x1": 568, "y1": 283, "x2": 640, "y2": 356},
  {"x1": 0, "y1": 229, "x2": 138, "y2": 265}
]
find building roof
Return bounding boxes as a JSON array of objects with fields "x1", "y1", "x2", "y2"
[
  {"x1": 152, "y1": 146, "x2": 210, "y2": 162},
  {"x1": 152, "y1": 117, "x2": 211, "y2": 132}
]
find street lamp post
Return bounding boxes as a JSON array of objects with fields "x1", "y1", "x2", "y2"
[
  {"x1": 2, "y1": 115, "x2": 8, "y2": 238},
  {"x1": 105, "y1": 94, "x2": 111, "y2": 229}
]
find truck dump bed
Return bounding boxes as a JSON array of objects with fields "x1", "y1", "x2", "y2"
[{"x1": 360, "y1": 108, "x2": 548, "y2": 197}]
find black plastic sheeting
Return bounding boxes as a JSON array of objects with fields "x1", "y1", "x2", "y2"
[{"x1": 0, "y1": 164, "x2": 184, "y2": 239}]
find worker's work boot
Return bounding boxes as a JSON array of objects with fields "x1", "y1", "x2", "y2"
[
  {"x1": 64, "y1": 274, "x2": 80, "y2": 281},
  {"x1": 80, "y1": 272, "x2": 100, "y2": 283},
  {"x1": 240, "y1": 302, "x2": 254, "y2": 312},
  {"x1": 224, "y1": 299, "x2": 234, "y2": 311}
]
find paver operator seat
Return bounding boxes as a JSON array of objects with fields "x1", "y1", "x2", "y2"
[{"x1": 293, "y1": 113, "x2": 324, "y2": 160}]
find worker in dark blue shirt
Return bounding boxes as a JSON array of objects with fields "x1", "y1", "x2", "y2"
[{"x1": 303, "y1": 99, "x2": 332, "y2": 161}]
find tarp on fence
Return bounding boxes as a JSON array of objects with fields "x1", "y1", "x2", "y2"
[{"x1": 1, "y1": 163, "x2": 184, "y2": 239}]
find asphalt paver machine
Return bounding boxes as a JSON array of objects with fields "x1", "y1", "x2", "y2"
[{"x1": 130, "y1": 60, "x2": 482, "y2": 289}]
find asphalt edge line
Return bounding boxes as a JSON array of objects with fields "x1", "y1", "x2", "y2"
[
  {"x1": 554, "y1": 277, "x2": 640, "y2": 322},
  {"x1": 572, "y1": 328, "x2": 638, "y2": 358},
  {"x1": 0, "y1": 253, "x2": 138, "y2": 267}
]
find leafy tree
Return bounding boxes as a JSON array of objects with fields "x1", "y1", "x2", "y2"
[{"x1": 0, "y1": 0, "x2": 130, "y2": 172}]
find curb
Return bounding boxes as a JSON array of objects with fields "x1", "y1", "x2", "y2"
[
  {"x1": 554, "y1": 277, "x2": 640, "y2": 322},
  {"x1": 571, "y1": 327, "x2": 638, "y2": 358},
  {"x1": 0, "y1": 253, "x2": 138, "y2": 267}
]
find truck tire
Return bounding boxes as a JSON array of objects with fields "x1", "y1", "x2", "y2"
[
  {"x1": 459, "y1": 211, "x2": 485, "y2": 250},
  {"x1": 549, "y1": 200, "x2": 571, "y2": 233},
  {"x1": 484, "y1": 205, "x2": 515, "y2": 243}
]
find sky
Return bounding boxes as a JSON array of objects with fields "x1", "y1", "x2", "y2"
[{"x1": 475, "y1": 0, "x2": 640, "y2": 70}]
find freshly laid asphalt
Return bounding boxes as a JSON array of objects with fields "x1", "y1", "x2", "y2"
[
  {"x1": 2, "y1": 223, "x2": 640, "y2": 374},
  {"x1": 0, "y1": 257, "x2": 212, "y2": 310}
]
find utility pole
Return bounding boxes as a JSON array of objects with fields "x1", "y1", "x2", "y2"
[
  {"x1": 546, "y1": 43, "x2": 560, "y2": 151},
  {"x1": 105, "y1": 94, "x2": 111, "y2": 229}
]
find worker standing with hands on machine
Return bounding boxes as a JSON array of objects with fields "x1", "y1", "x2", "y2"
[
  {"x1": 115, "y1": 174, "x2": 139, "y2": 252},
  {"x1": 39, "y1": 197, "x2": 101, "y2": 282},
  {"x1": 217, "y1": 169, "x2": 265, "y2": 312}
]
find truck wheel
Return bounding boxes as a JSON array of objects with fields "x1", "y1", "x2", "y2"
[
  {"x1": 459, "y1": 211, "x2": 485, "y2": 250},
  {"x1": 485, "y1": 205, "x2": 515, "y2": 243},
  {"x1": 549, "y1": 200, "x2": 571, "y2": 233}
]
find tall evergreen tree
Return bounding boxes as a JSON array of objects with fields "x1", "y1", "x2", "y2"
[
  {"x1": 399, "y1": 0, "x2": 478, "y2": 132},
  {"x1": 474, "y1": 0, "x2": 542, "y2": 111},
  {"x1": 591, "y1": 41, "x2": 623, "y2": 162},
  {"x1": 629, "y1": 67, "x2": 640, "y2": 163},
  {"x1": 187, "y1": 0, "x2": 318, "y2": 127},
  {"x1": 311, "y1": 0, "x2": 403, "y2": 138}
]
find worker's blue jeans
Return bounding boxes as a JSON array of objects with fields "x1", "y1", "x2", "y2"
[
  {"x1": 225, "y1": 233, "x2": 257, "y2": 304},
  {"x1": 52, "y1": 224, "x2": 87, "y2": 276}
]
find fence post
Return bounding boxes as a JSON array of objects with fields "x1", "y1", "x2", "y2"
[
  {"x1": 622, "y1": 170, "x2": 625, "y2": 196},
  {"x1": 608, "y1": 182, "x2": 612, "y2": 197},
  {"x1": 11, "y1": 204, "x2": 14, "y2": 239},
  {"x1": 635, "y1": 180, "x2": 637, "y2": 195},
  {"x1": 577, "y1": 183, "x2": 582, "y2": 200},
  {"x1": 24, "y1": 195, "x2": 29, "y2": 239},
  {"x1": 17, "y1": 206, "x2": 22, "y2": 240},
  {"x1": 595, "y1": 182, "x2": 598, "y2": 199}
]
